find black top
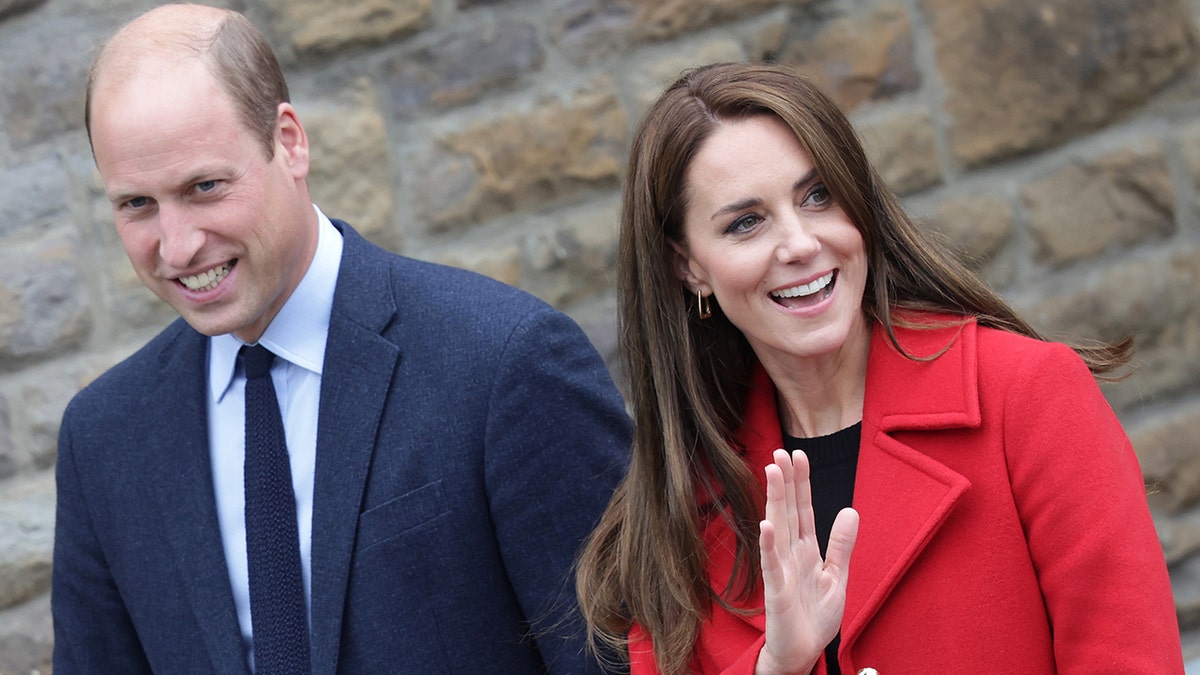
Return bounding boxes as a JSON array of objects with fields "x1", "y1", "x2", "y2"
[{"x1": 782, "y1": 422, "x2": 861, "y2": 675}]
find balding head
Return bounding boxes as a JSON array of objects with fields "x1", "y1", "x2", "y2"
[{"x1": 86, "y1": 3, "x2": 289, "y2": 160}]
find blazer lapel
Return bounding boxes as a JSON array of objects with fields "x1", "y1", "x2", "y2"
[
  {"x1": 839, "y1": 318, "x2": 980, "y2": 653},
  {"x1": 145, "y1": 324, "x2": 250, "y2": 675},
  {"x1": 308, "y1": 224, "x2": 402, "y2": 675}
]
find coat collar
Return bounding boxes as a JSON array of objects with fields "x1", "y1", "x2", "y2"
[{"x1": 711, "y1": 316, "x2": 979, "y2": 647}]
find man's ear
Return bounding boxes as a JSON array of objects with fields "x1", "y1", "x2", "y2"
[
  {"x1": 667, "y1": 238, "x2": 711, "y2": 295},
  {"x1": 276, "y1": 102, "x2": 310, "y2": 180}
]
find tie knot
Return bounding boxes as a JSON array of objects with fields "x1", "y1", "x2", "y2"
[{"x1": 242, "y1": 345, "x2": 276, "y2": 380}]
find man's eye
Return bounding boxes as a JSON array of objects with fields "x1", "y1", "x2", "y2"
[
  {"x1": 127, "y1": 196, "x2": 148, "y2": 209},
  {"x1": 195, "y1": 180, "x2": 218, "y2": 193}
]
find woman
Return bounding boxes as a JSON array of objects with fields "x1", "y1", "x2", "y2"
[{"x1": 575, "y1": 62, "x2": 1182, "y2": 674}]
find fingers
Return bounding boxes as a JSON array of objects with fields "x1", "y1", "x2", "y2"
[
  {"x1": 824, "y1": 507, "x2": 859, "y2": 579},
  {"x1": 789, "y1": 450, "x2": 815, "y2": 541},
  {"x1": 763, "y1": 460, "x2": 789, "y2": 563}
]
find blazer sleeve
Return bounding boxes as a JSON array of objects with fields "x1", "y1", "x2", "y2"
[
  {"x1": 1002, "y1": 342, "x2": 1183, "y2": 673},
  {"x1": 481, "y1": 307, "x2": 632, "y2": 675},
  {"x1": 52, "y1": 405, "x2": 153, "y2": 675}
]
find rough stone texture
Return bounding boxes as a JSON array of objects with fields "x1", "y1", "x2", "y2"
[
  {"x1": 1134, "y1": 400, "x2": 1200, "y2": 513},
  {"x1": 779, "y1": 3, "x2": 919, "y2": 112},
  {"x1": 924, "y1": 192, "x2": 1016, "y2": 287},
  {"x1": 0, "y1": 17, "x2": 96, "y2": 149},
  {"x1": 382, "y1": 20, "x2": 544, "y2": 118},
  {"x1": 0, "y1": 394, "x2": 13, "y2": 480},
  {"x1": 856, "y1": 108, "x2": 941, "y2": 195},
  {"x1": 0, "y1": 157, "x2": 71, "y2": 242},
  {"x1": 1175, "y1": 118, "x2": 1200, "y2": 217},
  {"x1": 927, "y1": 0, "x2": 1199, "y2": 166},
  {"x1": 624, "y1": 37, "x2": 745, "y2": 113},
  {"x1": 0, "y1": 593, "x2": 51, "y2": 675},
  {"x1": 430, "y1": 241, "x2": 523, "y2": 288},
  {"x1": 553, "y1": 0, "x2": 802, "y2": 63},
  {"x1": 1021, "y1": 143, "x2": 1175, "y2": 267},
  {"x1": 410, "y1": 79, "x2": 628, "y2": 234},
  {"x1": 1018, "y1": 247, "x2": 1200, "y2": 415},
  {"x1": 302, "y1": 88, "x2": 399, "y2": 250},
  {"x1": 265, "y1": 0, "x2": 431, "y2": 55},
  {"x1": 521, "y1": 199, "x2": 620, "y2": 308},
  {"x1": 0, "y1": 472, "x2": 53, "y2": 611},
  {"x1": 0, "y1": 0, "x2": 45, "y2": 21},
  {"x1": 1175, "y1": 549, "x2": 1200, "y2": 631},
  {"x1": 0, "y1": 232, "x2": 91, "y2": 364}
]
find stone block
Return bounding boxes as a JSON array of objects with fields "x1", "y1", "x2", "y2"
[
  {"x1": 265, "y1": 0, "x2": 431, "y2": 55},
  {"x1": 0, "y1": 17, "x2": 96, "y2": 148},
  {"x1": 779, "y1": 3, "x2": 919, "y2": 112},
  {"x1": 0, "y1": 593, "x2": 51, "y2": 675},
  {"x1": 1021, "y1": 143, "x2": 1174, "y2": 268},
  {"x1": 624, "y1": 37, "x2": 746, "y2": 114},
  {"x1": 429, "y1": 242, "x2": 523, "y2": 288},
  {"x1": 410, "y1": 79, "x2": 627, "y2": 234},
  {"x1": 1132, "y1": 400, "x2": 1200, "y2": 514},
  {"x1": 0, "y1": 472, "x2": 53, "y2": 611},
  {"x1": 382, "y1": 19, "x2": 544, "y2": 117},
  {"x1": 925, "y1": 0, "x2": 1198, "y2": 166},
  {"x1": 0, "y1": 156, "x2": 70, "y2": 242},
  {"x1": 856, "y1": 108, "x2": 940, "y2": 195},
  {"x1": 0, "y1": 231, "x2": 91, "y2": 364},
  {"x1": 1015, "y1": 247, "x2": 1200, "y2": 414},
  {"x1": 520, "y1": 199, "x2": 620, "y2": 308},
  {"x1": 924, "y1": 192, "x2": 1016, "y2": 287},
  {"x1": 0, "y1": 0, "x2": 46, "y2": 21},
  {"x1": 302, "y1": 88, "x2": 398, "y2": 251},
  {"x1": 552, "y1": 0, "x2": 806, "y2": 63},
  {"x1": 0, "y1": 395, "x2": 12, "y2": 481}
]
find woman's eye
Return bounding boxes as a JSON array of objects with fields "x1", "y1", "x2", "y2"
[
  {"x1": 726, "y1": 213, "x2": 762, "y2": 234},
  {"x1": 805, "y1": 185, "x2": 831, "y2": 207}
]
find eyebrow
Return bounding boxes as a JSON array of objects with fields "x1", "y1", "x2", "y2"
[{"x1": 709, "y1": 167, "x2": 820, "y2": 220}]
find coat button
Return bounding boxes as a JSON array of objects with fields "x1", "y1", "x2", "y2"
[{"x1": 857, "y1": 669, "x2": 879, "y2": 675}]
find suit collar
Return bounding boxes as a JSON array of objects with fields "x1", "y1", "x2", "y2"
[
  {"x1": 308, "y1": 221, "x2": 403, "y2": 675},
  {"x1": 145, "y1": 323, "x2": 251, "y2": 675}
]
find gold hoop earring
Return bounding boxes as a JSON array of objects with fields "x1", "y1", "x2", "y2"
[{"x1": 697, "y1": 291, "x2": 712, "y2": 320}]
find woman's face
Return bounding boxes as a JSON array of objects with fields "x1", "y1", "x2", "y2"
[{"x1": 673, "y1": 114, "x2": 869, "y2": 369}]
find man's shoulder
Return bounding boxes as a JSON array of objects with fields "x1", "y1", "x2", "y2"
[{"x1": 66, "y1": 318, "x2": 200, "y2": 413}]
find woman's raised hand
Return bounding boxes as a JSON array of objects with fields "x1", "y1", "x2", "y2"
[{"x1": 755, "y1": 449, "x2": 859, "y2": 675}]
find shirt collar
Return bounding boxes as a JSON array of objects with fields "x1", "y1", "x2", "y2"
[{"x1": 209, "y1": 205, "x2": 344, "y2": 403}]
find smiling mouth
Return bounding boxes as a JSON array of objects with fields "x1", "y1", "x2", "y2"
[
  {"x1": 770, "y1": 271, "x2": 836, "y2": 308},
  {"x1": 178, "y1": 261, "x2": 234, "y2": 292}
]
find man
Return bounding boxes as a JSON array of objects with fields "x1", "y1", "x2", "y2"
[{"x1": 52, "y1": 5, "x2": 631, "y2": 674}]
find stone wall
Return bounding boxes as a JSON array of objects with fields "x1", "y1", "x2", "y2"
[{"x1": 2, "y1": 0, "x2": 1199, "y2": 671}]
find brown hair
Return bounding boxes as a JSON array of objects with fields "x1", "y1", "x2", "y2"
[
  {"x1": 575, "y1": 61, "x2": 1131, "y2": 675},
  {"x1": 85, "y1": 6, "x2": 290, "y2": 160}
]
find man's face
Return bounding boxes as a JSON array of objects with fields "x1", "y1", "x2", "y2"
[{"x1": 90, "y1": 57, "x2": 314, "y2": 343}]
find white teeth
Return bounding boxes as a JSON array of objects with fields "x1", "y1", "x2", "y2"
[
  {"x1": 179, "y1": 263, "x2": 232, "y2": 292},
  {"x1": 771, "y1": 272, "x2": 834, "y2": 299}
]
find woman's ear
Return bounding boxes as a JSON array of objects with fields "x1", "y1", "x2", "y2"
[{"x1": 667, "y1": 238, "x2": 711, "y2": 295}]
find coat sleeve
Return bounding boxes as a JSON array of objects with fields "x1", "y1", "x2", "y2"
[
  {"x1": 1003, "y1": 342, "x2": 1183, "y2": 673},
  {"x1": 482, "y1": 307, "x2": 633, "y2": 675},
  {"x1": 51, "y1": 405, "x2": 153, "y2": 675}
]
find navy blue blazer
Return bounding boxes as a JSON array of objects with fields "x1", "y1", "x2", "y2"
[{"x1": 52, "y1": 221, "x2": 632, "y2": 674}]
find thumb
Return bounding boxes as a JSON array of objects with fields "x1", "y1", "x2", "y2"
[{"x1": 824, "y1": 507, "x2": 859, "y2": 579}]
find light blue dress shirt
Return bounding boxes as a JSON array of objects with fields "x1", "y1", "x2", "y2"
[{"x1": 207, "y1": 206, "x2": 343, "y2": 670}]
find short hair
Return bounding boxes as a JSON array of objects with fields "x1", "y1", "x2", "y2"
[{"x1": 85, "y1": 7, "x2": 290, "y2": 160}]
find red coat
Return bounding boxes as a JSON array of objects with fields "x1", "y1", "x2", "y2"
[{"x1": 630, "y1": 318, "x2": 1182, "y2": 674}]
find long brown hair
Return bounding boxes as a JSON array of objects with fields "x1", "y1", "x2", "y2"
[{"x1": 575, "y1": 61, "x2": 1131, "y2": 675}]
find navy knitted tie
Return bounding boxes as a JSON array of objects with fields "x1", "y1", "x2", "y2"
[{"x1": 242, "y1": 345, "x2": 311, "y2": 674}]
